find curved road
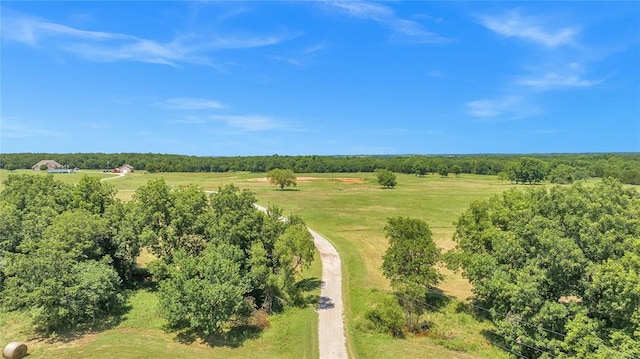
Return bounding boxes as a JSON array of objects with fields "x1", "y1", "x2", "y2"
[
  {"x1": 108, "y1": 184, "x2": 347, "y2": 358},
  {"x1": 255, "y1": 205, "x2": 348, "y2": 359}
]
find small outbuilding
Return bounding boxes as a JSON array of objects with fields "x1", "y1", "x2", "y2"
[
  {"x1": 32, "y1": 160, "x2": 63, "y2": 171},
  {"x1": 113, "y1": 164, "x2": 134, "y2": 174}
]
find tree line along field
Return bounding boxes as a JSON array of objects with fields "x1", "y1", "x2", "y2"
[
  {"x1": 2, "y1": 152, "x2": 640, "y2": 184},
  {"x1": 1, "y1": 168, "x2": 638, "y2": 358}
]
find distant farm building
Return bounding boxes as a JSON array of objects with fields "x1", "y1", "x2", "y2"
[
  {"x1": 113, "y1": 164, "x2": 134, "y2": 174},
  {"x1": 32, "y1": 160, "x2": 77, "y2": 174},
  {"x1": 32, "y1": 160, "x2": 63, "y2": 171}
]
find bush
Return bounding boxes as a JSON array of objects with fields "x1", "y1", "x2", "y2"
[
  {"x1": 376, "y1": 169, "x2": 397, "y2": 189},
  {"x1": 365, "y1": 296, "x2": 405, "y2": 337}
]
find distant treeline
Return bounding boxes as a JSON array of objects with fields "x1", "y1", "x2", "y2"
[{"x1": 1, "y1": 152, "x2": 639, "y2": 184}]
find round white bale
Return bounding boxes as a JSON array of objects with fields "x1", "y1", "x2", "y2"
[{"x1": 2, "y1": 342, "x2": 27, "y2": 359}]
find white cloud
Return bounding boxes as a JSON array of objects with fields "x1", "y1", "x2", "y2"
[
  {"x1": 158, "y1": 97, "x2": 228, "y2": 110},
  {"x1": 466, "y1": 96, "x2": 540, "y2": 120},
  {"x1": 210, "y1": 115, "x2": 284, "y2": 131},
  {"x1": 324, "y1": 0, "x2": 449, "y2": 43},
  {"x1": 1, "y1": 9, "x2": 291, "y2": 66},
  {"x1": 518, "y1": 73, "x2": 600, "y2": 89},
  {"x1": 517, "y1": 62, "x2": 603, "y2": 90},
  {"x1": 478, "y1": 10, "x2": 579, "y2": 48}
]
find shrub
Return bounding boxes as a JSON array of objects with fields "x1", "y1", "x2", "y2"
[{"x1": 365, "y1": 296, "x2": 405, "y2": 337}]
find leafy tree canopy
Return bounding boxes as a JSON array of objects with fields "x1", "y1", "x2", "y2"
[
  {"x1": 266, "y1": 168, "x2": 297, "y2": 190},
  {"x1": 381, "y1": 217, "x2": 442, "y2": 331},
  {"x1": 376, "y1": 169, "x2": 397, "y2": 189},
  {"x1": 446, "y1": 179, "x2": 640, "y2": 358}
]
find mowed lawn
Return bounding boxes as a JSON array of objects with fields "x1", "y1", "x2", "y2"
[{"x1": 1, "y1": 169, "x2": 531, "y2": 358}]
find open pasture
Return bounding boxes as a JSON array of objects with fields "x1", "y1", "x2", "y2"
[{"x1": 1, "y1": 169, "x2": 564, "y2": 358}]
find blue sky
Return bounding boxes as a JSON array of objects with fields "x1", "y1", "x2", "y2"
[{"x1": 1, "y1": 1, "x2": 639, "y2": 156}]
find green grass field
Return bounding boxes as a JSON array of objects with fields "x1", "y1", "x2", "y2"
[{"x1": 0, "y1": 169, "x2": 569, "y2": 358}]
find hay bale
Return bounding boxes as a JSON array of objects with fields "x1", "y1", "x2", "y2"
[{"x1": 2, "y1": 342, "x2": 27, "y2": 359}]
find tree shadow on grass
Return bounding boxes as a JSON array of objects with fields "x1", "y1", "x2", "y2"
[
  {"x1": 424, "y1": 287, "x2": 451, "y2": 311},
  {"x1": 174, "y1": 325, "x2": 262, "y2": 348},
  {"x1": 458, "y1": 297, "x2": 493, "y2": 322},
  {"x1": 480, "y1": 328, "x2": 509, "y2": 351},
  {"x1": 295, "y1": 277, "x2": 323, "y2": 307},
  {"x1": 35, "y1": 301, "x2": 133, "y2": 344},
  {"x1": 296, "y1": 277, "x2": 322, "y2": 292},
  {"x1": 272, "y1": 188, "x2": 300, "y2": 192}
]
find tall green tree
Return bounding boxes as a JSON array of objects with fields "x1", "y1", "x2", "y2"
[
  {"x1": 382, "y1": 217, "x2": 442, "y2": 331},
  {"x1": 266, "y1": 168, "x2": 297, "y2": 190},
  {"x1": 157, "y1": 243, "x2": 251, "y2": 335},
  {"x1": 437, "y1": 165, "x2": 449, "y2": 177}
]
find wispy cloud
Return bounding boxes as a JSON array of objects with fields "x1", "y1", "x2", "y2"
[
  {"x1": 210, "y1": 115, "x2": 285, "y2": 131},
  {"x1": 172, "y1": 114, "x2": 286, "y2": 131},
  {"x1": 518, "y1": 72, "x2": 600, "y2": 89},
  {"x1": 270, "y1": 41, "x2": 328, "y2": 67},
  {"x1": 477, "y1": 9, "x2": 579, "y2": 48},
  {"x1": 324, "y1": 1, "x2": 449, "y2": 43},
  {"x1": 517, "y1": 62, "x2": 603, "y2": 90},
  {"x1": 0, "y1": 117, "x2": 68, "y2": 138},
  {"x1": 466, "y1": 96, "x2": 541, "y2": 120},
  {"x1": 157, "y1": 97, "x2": 228, "y2": 110},
  {"x1": 1, "y1": 9, "x2": 291, "y2": 66}
]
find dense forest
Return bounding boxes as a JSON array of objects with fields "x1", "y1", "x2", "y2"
[{"x1": 1, "y1": 152, "x2": 640, "y2": 184}]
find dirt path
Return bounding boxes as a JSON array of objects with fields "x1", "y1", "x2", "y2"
[
  {"x1": 254, "y1": 205, "x2": 348, "y2": 358},
  {"x1": 309, "y1": 228, "x2": 348, "y2": 359},
  {"x1": 100, "y1": 173, "x2": 125, "y2": 181}
]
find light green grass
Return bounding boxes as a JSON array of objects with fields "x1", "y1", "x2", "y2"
[
  {"x1": 0, "y1": 251, "x2": 320, "y2": 359},
  {"x1": 1, "y1": 169, "x2": 614, "y2": 358},
  {"x1": 241, "y1": 173, "x2": 515, "y2": 358}
]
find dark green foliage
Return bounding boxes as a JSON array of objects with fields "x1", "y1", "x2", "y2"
[
  {"x1": 549, "y1": 164, "x2": 576, "y2": 184},
  {"x1": 376, "y1": 169, "x2": 397, "y2": 188},
  {"x1": 446, "y1": 179, "x2": 640, "y2": 358},
  {"x1": 382, "y1": 217, "x2": 442, "y2": 290},
  {"x1": 437, "y1": 165, "x2": 449, "y2": 177},
  {"x1": 412, "y1": 160, "x2": 428, "y2": 177},
  {"x1": 0, "y1": 174, "x2": 136, "y2": 333},
  {"x1": 158, "y1": 243, "x2": 250, "y2": 335},
  {"x1": 0, "y1": 173, "x2": 316, "y2": 336},
  {"x1": 506, "y1": 157, "x2": 547, "y2": 184},
  {"x1": 4, "y1": 235, "x2": 124, "y2": 333},
  {"x1": 1, "y1": 153, "x2": 639, "y2": 183},
  {"x1": 140, "y1": 184, "x2": 317, "y2": 333},
  {"x1": 365, "y1": 296, "x2": 406, "y2": 337}
]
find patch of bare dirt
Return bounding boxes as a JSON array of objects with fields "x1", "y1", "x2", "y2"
[
  {"x1": 249, "y1": 176, "x2": 365, "y2": 184},
  {"x1": 334, "y1": 178, "x2": 366, "y2": 184}
]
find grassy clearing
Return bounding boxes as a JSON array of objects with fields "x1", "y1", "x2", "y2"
[
  {"x1": 1, "y1": 284, "x2": 318, "y2": 359},
  {"x1": 242, "y1": 172, "x2": 515, "y2": 358},
  {"x1": 1, "y1": 169, "x2": 606, "y2": 358}
]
